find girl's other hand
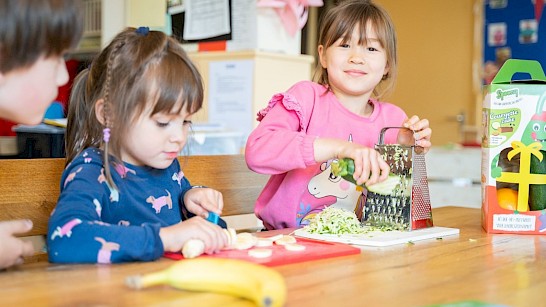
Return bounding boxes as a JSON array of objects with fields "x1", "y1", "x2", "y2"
[
  {"x1": 159, "y1": 217, "x2": 228, "y2": 254},
  {"x1": 0, "y1": 220, "x2": 35, "y2": 269},
  {"x1": 337, "y1": 143, "x2": 390, "y2": 186},
  {"x1": 184, "y1": 187, "x2": 224, "y2": 219},
  {"x1": 401, "y1": 115, "x2": 432, "y2": 153}
]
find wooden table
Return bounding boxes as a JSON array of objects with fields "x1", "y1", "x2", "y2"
[{"x1": 1, "y1": 206, "x2": 544, "y2": 307}]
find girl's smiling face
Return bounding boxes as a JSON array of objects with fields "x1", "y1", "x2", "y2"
[
  {"x1": 318, "y1": 22, "x2": 389, "y2": 104},
  {"x1": 120, "y1": 104, "x2": 192, "y2": 169}
]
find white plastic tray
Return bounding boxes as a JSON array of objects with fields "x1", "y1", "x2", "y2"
[{"x1": 294, "y1": 226, "x2": 460, "y2": 247}]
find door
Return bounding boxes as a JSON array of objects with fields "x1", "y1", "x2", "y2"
[{"x1": 370, "y1": 0, "x2": 479, "y2": 145}]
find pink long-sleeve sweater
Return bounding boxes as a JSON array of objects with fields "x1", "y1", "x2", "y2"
[{"x1": 245, "y1": 81, "x2": 407, "y2": 229}]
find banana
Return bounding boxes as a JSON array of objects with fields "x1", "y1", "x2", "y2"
[
  {"x1": 181, "y1": 239, "x2": 205, "y2": 259},
  {"x1": 125, "y1": 257, "x2": 287, "y2": 307}
]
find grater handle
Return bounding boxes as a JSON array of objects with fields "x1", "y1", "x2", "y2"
[
  {"x1": 378, "y1": 126, "x2": 409, "y2": 145},
  {"x1": 378, "y1": 126, "x2": 425, "y2": 154}
]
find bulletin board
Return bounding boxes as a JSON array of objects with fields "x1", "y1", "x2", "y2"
[
  {"x1": 170, "y1": 0, "x2": 232, "y2": 44},
  {"x1": 483, "y1": 0, "x2": 546, "y2": 82}
]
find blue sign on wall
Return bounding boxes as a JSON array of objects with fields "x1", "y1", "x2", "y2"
[{"x1": 483, "y1": 0, "x2": 545, "y2": 82}]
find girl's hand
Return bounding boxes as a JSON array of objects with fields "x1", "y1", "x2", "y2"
[
  {"x1": 400, "y1": 115, "x2": 432, "y2": 153},
  {"x1": 184, "y1": 187, "x2": 224, "y2": 219},
  {"x1": 159, "y1": 217, "x2": 228, "y2": 254},
  {"x1": 337, "y1": 142, "x2": 390, "y2": 186},
  {"x1": 0, "y1": 220, "x2": 35, "y2": 269}
]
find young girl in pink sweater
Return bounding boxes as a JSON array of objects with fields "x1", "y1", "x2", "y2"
[{"x1": 245, "y1": 0, "x2": 432, "y2": 229}]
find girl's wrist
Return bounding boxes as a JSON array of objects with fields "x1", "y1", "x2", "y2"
[
  {"x1": 158, "y1": 227, "x2": 171, "y2": 252},
  {"x1": 159, "y1": 226, "x2": 180, "y2": 252}
]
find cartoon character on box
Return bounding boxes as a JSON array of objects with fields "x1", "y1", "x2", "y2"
[{"x1": 490, "y1": 92, "x2": 546, "y2": 212}]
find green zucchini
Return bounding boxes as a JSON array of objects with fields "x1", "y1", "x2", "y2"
[
  {"x1": 331, "y1": 158, "x2": 401, "y2": 195},
  {"x1": 331, "y1": 158, "x2": 356, "y2": 181},
  {"x1": 529, "y1": 150, "x2": 546, "y2": 211}
]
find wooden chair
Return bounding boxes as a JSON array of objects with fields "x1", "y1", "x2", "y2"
[
  {"x1": 178, "y1": 155, "x2": 267, "y2": 217},
  {"x1": 0, "y1": 155, "x2": 268, "y2": 262}
]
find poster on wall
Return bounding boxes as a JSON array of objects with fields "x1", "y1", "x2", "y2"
[
  {"x1": 183, "y1": 0, "x2": 230, "y2": 41},
  {"x1": 488, "y1": 22, "x2": 507, "y2": 47},
  {"x1": 483, "y1": 0, "x2": 546, "y2": 83},
  {"x1": 169, "y1": 0, "x2": 233, "y2": 44},
  {"x1": 489, "y1": 0, "x2": 508, "y2": 9},
  {"x1": 519, "y1": 19, "x2": 538, "y2": 44},
  {"x1": 208, "y1": 60, "x2": 254, "y2": 138}
]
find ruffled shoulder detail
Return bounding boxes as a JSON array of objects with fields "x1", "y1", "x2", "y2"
[{"x1": 256, "y1": 92, "x2": 306, "y2": 131}]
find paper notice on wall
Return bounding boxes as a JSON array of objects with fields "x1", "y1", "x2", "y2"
[
  {"x1": 227, "y1": 0, "x2": 257, "y2": 51},
  {"x1": 183, "y1": 0, "x2": 230, "y2": 40},
  {"x1": 208, "y1": 60, "x2": 254, "y2": 137}
]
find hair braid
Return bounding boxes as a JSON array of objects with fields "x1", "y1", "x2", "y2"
[{"x1": 102, "y1": 40, "x2": 125, "y2": 190}]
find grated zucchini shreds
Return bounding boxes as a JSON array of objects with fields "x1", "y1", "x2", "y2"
[{"x1": 305, "y1": 206, "x2": 366, "y2": 235}]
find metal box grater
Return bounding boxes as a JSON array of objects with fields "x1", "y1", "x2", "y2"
[{"x1": 359, "y1": 127, "x2": 433, "y2": 231}]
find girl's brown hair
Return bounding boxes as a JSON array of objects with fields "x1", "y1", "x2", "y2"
[
  {"x1": 66, "y1": 27, "x2": 204, "y2": 188},
  {"x1": 314, "y1": 0, "x2": 397, "y2": 100},
  {"x1": 0, "y1": 0, "x2": 83, "y2": 73}
]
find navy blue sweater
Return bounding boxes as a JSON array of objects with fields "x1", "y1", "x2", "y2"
[{"x1": 48, "y1": 148, "x2": 194, "y2": 263}]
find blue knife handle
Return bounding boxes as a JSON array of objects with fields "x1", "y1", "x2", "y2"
[{"x1": 206, "y1": 212, "x2": 219, "y2": 224}]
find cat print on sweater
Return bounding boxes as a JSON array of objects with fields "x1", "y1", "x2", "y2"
[
  {"x1": 97, "y1": 168, "x2": 120, "y2": 202},
  {"x1": 172, "y1": 170, "x2": 184, "y2": 186},
  {"x1": 50, "y1": 218, "x2": 82, "y2": 240},
  {"x1": 64, "y1": 166, "x2": 83, "y2": 188},
  {"x1": 95, "y1": 237, "x2": 120, "y2": 264}
]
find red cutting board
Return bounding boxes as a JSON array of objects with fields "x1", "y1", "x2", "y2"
[{"x1": 164, "y1": 237, "x2": 360, "y2": 267}]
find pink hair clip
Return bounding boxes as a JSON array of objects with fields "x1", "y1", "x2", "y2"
[{"x1": 103, "y1": 128, "x2": 111, "y2": 143}]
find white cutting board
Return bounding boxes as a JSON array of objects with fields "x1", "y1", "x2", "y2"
[{"x1": 294, "y1": 226, "x2": 460, "y2": 247}]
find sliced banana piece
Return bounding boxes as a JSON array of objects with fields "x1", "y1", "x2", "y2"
[
  {"x1": 264, "y1": 234, "x2": 284, "y2": 242},
  {"x1": 284, "y1": 243, "x2": 306, "y2": 252},
  {"x1": 222, "y1": 229, "x2": 230, "y2": 246},
  {"x1": 182, "y1": 239, "x2": 205, "y2": 259},
  {"x1": 274, "y1": 235, "x2": 297, "y2": 246},
  {"x1": 255, "y1": 238, "x2": 274, "y2": 247},
  {"x1": 221, "y1": 228, "x2": 238, "y2": 250},
  {"x1": 248, "y1": 248, "x2": 273, "y2": 258},
  {"x1": 234, "y1": 232, "x2": 258, "y2": 250}
]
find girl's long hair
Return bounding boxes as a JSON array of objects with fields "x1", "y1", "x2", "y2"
[
  {"x1": 66, "y1": 27, "x2": 203, "y2": 188},
  {"x1": 314, "y1": 0, "x2": 397, "y2": 100}
]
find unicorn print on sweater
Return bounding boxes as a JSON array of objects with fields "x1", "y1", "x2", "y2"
[
  {"x1": 307, "y1": 159, "x2": 361, "y2": 212},
  {"x1": 313, "y1": 135, "x2": 361, "y2": 208},
  {"x1": 298, "y1": 135, "x2": 362, "y2": 225}
]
